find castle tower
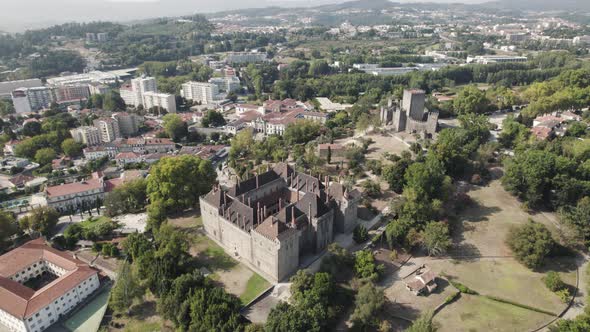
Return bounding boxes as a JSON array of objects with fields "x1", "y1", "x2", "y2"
[{"x1": 403, "y1": 89, "x2": 426, "y2": 121}]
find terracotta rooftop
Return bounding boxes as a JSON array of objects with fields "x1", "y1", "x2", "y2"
[
  {"x1": 46, "y1": 178, "x2": 103, "y2": 198},
  {"x1": 0, "y1": 239, "x2": 98, "y2": 319}
]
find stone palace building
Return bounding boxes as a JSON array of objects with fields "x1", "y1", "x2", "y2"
[{"x1": 200, "y1": 163, "x2": 360, "y2": 282}]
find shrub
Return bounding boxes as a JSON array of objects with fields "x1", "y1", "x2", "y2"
[
  {"x1": 449, "y1": 280, "x2": 478, "y2": 295},
  {"x1": 556, "y1": 288, "x2": 571, "y2": 303},
  {"x1": 543, "y1": 271, "x2": 566, "y2": 292},
  {"x1": 389, "y1": 250, "x2": 398, "y2": 261},
  {"x1": 353, "y1": 225, "x2": 369, "y2": 244}
]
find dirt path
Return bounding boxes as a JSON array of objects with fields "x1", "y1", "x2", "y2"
[{"x1": 562, "y1": 253, "x2": 589, "y2": 320}]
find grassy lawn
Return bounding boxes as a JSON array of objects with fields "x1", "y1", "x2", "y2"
[
  {"x1": 240, "y1": 273, "x2": 271, "y2": 305},
  {"x1": 189, "y1": 234, "x2": 237, "y2": 271},
  {"x1": 441, "y1": 258, "x2": 575, "y2": 314},
  {"x1": 434, "y1": 294, "x2": 553, "y2": 332},
  {"x1": 122, "y1": 320, "x2": 162, "y2": 332}
]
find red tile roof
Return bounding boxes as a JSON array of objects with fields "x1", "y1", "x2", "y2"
[
  {"x1": 0, "y1": 239, "x2": 98, "y2": 319},
  {"x1": 46, "y1": 178, "x2": 103, "y2": 198}
]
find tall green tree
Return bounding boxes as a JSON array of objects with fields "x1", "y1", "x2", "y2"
[
  {"x1": 0, "y1": 211, "x2": 18, "y2": 250},
  {"x1": 19, "y1": 206, "x2": 59, "y2": 236},
  {"x1": 147, "y1": 155, "x2": 216, "y2": 213},
  {"x1": 110, "y1": 261, "x2": 144, "y2": 314},
  {"x1": 506, "y1": 220, "x2": 554, "y2": 269},
  {"x1": 162, "y1": 113, "x2": 188, "y2": 141},
  {"x1": 351, "y1": 282, "x2": 385, "y2": 330}
]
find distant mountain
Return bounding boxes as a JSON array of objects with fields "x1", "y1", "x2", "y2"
[{"x1": 482, "y1": 0, "x2": 590, "y2": 12}]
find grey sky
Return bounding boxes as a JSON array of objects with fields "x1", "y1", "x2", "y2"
[{"x1": 0, "y1": 0, "x2": 486, "y2": 32}]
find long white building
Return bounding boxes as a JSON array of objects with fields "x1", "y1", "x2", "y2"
[
  {"x1": 142, "y1": 91, "x2": 176, "y2": 113},
  {"x1": 0, "y1": 239, "x2": 100, "y2": 332},
  {"x1": 70, "y1": 126, "x2": 102, "y2": 146},
  {"x1": 181, "y1": 82, "x2": 220, "y2": 105},
  {"x1": 120, "y1": 76, "x2": 158, "y2": 107}
]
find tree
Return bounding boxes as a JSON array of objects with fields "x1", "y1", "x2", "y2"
[
  {"x1": 19, "y1": 206, "x2": 59, "y2": 236},
  {"x1": 499, "y1": 116, "x2": 529, "y2": 148},
  {"x1": 543, "y1": 271, "x2": 566, "y2": 292},
  {"x1": 122, "y1": 233, "x2": 152, "y2": 262},
  {"x1": 354, "y1": 250, "x2": 383, "y2": 281},
  {"x1": 102, "y1": 91, "x2": 126, "y2": 112},
  {"x1": 146, "y1": 155, "x2": 216, "y2": 213},
  {"x1": 560, "y1": 196, "x2": 590, "y2": 244},
  {"x1": 109, "y1": 261, "x2": 144, "y2": 314},
  {"x1": 351, "y1": 282, "x2": 385, "y2": 330},
  {"x1": 453, "y1": 85, "x2": 491, "y2": 115},
  {"x1": 361, "y1": 180, "x2": 381, "y2": 198},
  {"x1": 422, "y1": 221, "x2": 452, "y2": 256},
  {"x1": 382, "y1": 157, "x2": 413, "y2": 193},
  {"x1": 201, "y1": 110, "x2": 226, "y2": 128},
  {"x1": 502, "y1": 150, "x2": 558, "y2": 208},
  {"x1": 406, "y1": 311, "x2": 437, "y2": 332},
  {"x1": 283, "y1": 120, "x2": 321, "y2": 145},
  {"x1": 35, "y1": 147, "x2": 57, "y2": 165},
  {"x1": 320, "y1": 243, "x2": 354, "y2": 279},
  {"x1": 506, "y1": 220, "x2": 554, "y2": 269},
  {"x1": 104, "y1": 179, "x2": 147, "y2": 217},
  {"x1": 566, "y1": 121, "x2": 587, "y2": 137},
  {"x1": 61, "y1": 138, "x2": 83, "y2": 157},
  {"x1": 0, "y1": 211, "x2": 17, "y2": 250},
  {"x1": 63, "y1": 223, "x2": 84, "y2": 249},
  {"x1": 22, "y1": 121, "x2": 42, "y2": 137},
  {"x1": 353, "y1": 224, "x2": 369, "y2": 244},
  {"x1": 162, "y1": 113, "x2": 188, "y2": 141}
]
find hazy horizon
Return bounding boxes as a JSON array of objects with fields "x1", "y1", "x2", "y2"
[{"x1": 0, "y1": 0, "x2": 487, "y2": 33}]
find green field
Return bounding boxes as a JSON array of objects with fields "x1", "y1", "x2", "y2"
[
  {"x1": 240, "y1": 273, "x2": 271, "y2": 305},
  {"x1": 434, "y1": 294, "x2": 553, "y2": 332}
]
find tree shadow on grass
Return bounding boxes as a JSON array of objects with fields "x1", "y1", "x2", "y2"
[
  {"x1": 190, "y1": 247, "x2": 238, "y2": 272},
  {"x1": 129, "y1": 300, "x2": 157, "y2": 321}
]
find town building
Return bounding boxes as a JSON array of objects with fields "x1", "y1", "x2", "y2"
[
  {"x1": 200, "y1": 163, "x2": 360, "y2": 282},
  {"x1": 46, "y1": 70, "x2": 135, "y2": 87},
  {"x1": 82, "y1": 146, "x2": 117, "y2": 160},
  {"x1": 11, "y1": 87, "x2": 53, "y2": 113},
  {"x1": 466, "y1": 55, "x2": 528, "y2": 64},
  {"x1": 53, "y1": 85, "x2": 90, "y2": 103},
  {"x1": 44, "y1": 173, "x2": 120, "y2": 213},
  {"x1": 112, "y1": 112, "x2": 142, "y2": 136},
  {"x1": 317, "y1": 143, "x2": 346, "y2": 162},
  {"x1": 225, "y1": 52, "x2": 267, "y2": 64},
  {"x1": 0, "y1": 79, "x2": 43, "y2": 99},
  {"x1": 181, "y1": 82, "x2": 220, "y2": 105},
  {"x1": 405, "y1": 265, "x2": 438, "y2": 296},
  {"x1": 120, "y1": 76, "x2": 158, "y2": 107},
  {"x1": 0, "y1": 239, "x2": 100, "y2": 332},
  {"x1": 93, "y1": 118, "x2": 121, "y2": 143},
  {"x1": 208, "y1": 76, "x2": 241, "y2": 94},
  {"x1": 380, "y1": 89, "x2": 439, "y2": 137},
  {"x1": 142, "y1": 92, "x2": 176, "y2": 113},
  {"x1": 69, "y1": 126, "x2": 102, "y2": 146}
]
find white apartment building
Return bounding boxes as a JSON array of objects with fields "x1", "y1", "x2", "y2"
[
  {"x1": 142, "y1": 91, "x2": 176, "y2": 113},
  {"x1": 119, "y1": 77, "x2": 158, "y2": 107},
  {"x1": 70, "y1": 126, "x2": 102, "y2": 146},
  {"x1": 208, "y1": 76, "x2": 240, "y2": 94},
  {"x1": 93, "y1": 118, "x2": 121, "y2": 143},
  {"x1": 181, "y1": 82, "x2": 219, "y2": 104},
  {"x1": 0, "y1": 239, "x2": 100, "y2": 332}
]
